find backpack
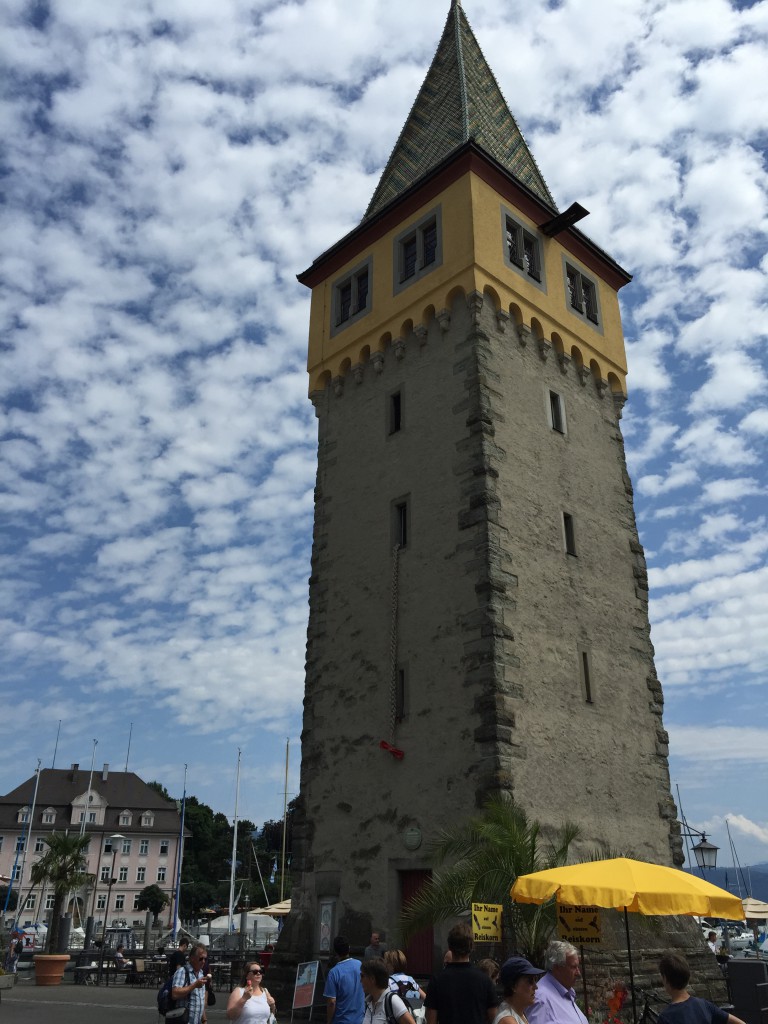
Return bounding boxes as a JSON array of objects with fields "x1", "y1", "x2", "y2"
[
  {"x1": 394, "y1": 978, "x2": 413, "y2": 1003},
  {"x1": 158, "y1": 965, "x2": 191, "y2": 1016},
  {"x1": 384, "y1": 992, "x2": 402, "y2": 1024}
]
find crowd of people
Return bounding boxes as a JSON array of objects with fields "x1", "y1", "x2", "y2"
[
  {"x1": 322, "y1": 925, "x2": 746, "y2": 1024},
  {"x1": 123, "y1": 921, "x2": 745, "y2": 1024}
]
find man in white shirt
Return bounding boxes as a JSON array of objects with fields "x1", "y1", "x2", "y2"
[{"x1": 527, "y1": 941, "x2": 587, "y2": 1024}]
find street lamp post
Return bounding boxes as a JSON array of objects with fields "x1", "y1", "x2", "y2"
[{"x1": 96, "y1": 834, "x2": 124, "y2": 986}]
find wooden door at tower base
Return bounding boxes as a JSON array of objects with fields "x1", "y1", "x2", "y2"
[{"x1": 399, "y1": 869, "x2": 433, "y2": 975}]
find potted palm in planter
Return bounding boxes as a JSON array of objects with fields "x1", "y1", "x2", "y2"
[{"x1": 31, "y1": 832, "x2": 93, "y2": 986}]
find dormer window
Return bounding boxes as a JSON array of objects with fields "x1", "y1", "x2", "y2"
[
  {"x1": 120, "y1": 811, "x2": 132, "y2": 827},
  {"x1": 17, "y1": 806, "x2": 30, "y2": 824},
  {"x1": 141, "y1": 811, "x2": 154, "y2": 828},
  {"x1": 42, "y1": 807, "x2": 56, "y2": 824}
]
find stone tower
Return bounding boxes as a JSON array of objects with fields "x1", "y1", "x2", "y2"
[{"x1": 281, "y1": 0, "x2": 682, "y2": 973}]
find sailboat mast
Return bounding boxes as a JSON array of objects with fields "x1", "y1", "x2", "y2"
[{"x1": 173, "y1": 764, "x2": 187, "y2": 940}]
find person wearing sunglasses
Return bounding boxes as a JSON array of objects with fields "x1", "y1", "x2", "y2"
[{"x1": 227, "y1": 961, "x2": 277, "y2": 1021}]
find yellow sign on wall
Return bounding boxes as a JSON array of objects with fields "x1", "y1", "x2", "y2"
[
  {"x1": 556, "y1": 904, "x2": 602, "y2": 945},
  {"x1": 472, "y1": 902, "x2": 502, "y2": 942}
]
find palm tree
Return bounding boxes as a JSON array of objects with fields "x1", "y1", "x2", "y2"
[
  {"x1": 399, "y1": 793, "x2": 579, "y2": 964},
  {"x1": 30, "y1": 832, "x2": 93, "y2": 953}
]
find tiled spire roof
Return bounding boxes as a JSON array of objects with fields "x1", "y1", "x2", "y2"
[{"x1": 363, "y1": 0, "x2": 557, "y2": 221}]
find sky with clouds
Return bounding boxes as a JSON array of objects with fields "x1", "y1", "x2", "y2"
[{"x1": 1, "y1": 0, "x2": 767, "y2": 872}]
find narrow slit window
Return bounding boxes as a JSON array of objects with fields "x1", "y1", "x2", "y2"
[
  {"x1": 393, "y1": 497, "x2": 411, "y2": 552},
  {"x1": 549, "y1": 390, "x2": 565, "y2": 434},
  {"x1": 395, "y1": 501, "x2": 408, "y2": 548},
  {"x1": 563, "y1": 512, "x2": 576, "y2": 556},
  {"x1": 389, "y1": 391, "x2": 402, "y2": 434},
  {"x1": 580, "y1": 650, "x2": 594, "y2": 704}
]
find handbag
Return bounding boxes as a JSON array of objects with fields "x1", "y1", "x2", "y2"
[{"x1": 165, "y1": 1009, "x2": 190, "y2": 1024}]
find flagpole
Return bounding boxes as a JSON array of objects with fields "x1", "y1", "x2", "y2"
[
  {"x1": 6, "y1": 760, "x2": 42, "y2": 920},
  {"x1": 172, "y1": 764, "x2": 187, "y2": 940},
  {"x1": 280, "y1": 739, "x2": 289, "y2": 902},
  {"x1": 228, "y1": 749, "x2": 241, "y2": 934},
  {"x1": 51, "y1": 721, "x2": 61, "y2": 769}
]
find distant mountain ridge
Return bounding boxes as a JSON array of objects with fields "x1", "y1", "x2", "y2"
[{"x1": 687, "y1": 865, "x2": 768, "y2": 904}]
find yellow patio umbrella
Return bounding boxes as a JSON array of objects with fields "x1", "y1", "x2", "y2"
[{"x1": 511, "y1": 858, "x2": 744, "y2": 1024}]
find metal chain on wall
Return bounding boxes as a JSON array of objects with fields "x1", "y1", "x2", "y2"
[{"x1": 388, "y1": 543, "x2": 400, "y2": 745}]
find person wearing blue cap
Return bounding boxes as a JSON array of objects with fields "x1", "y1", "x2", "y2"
[{"x1": 493, "y1": 956, "x2": 546, "y2": 1024}]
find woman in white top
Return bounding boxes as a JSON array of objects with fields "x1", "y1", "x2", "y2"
[
  {"x1": 361, "y1": 959, "x2": 417, "y2": 1024},
  {"x1": 227, "y1": 961, "x2": 277, "y2": 1022},
  {"x1": 493, "y1": 956, "x2": 546, "y2": 1024}
]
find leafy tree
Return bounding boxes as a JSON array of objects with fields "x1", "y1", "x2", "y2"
[
  {"x1": 29, "y1": 832, "x2": 93, "y2": 953},
  {"x1": 136, "y1": 884, "x2": 170, "y2": 923},
  {"x1": 399, "y1": 793, "x2": 579, "y2": 963},
  {"x1": 0, "y1": 886, "x2": 18, "y2": 912},
  {"x1": 146, "y1": 781, "x2": 173, "y2": 801}
]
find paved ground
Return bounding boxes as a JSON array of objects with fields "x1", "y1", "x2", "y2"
[{"x1": 0, "y1": 974, "x2": 231, "y2": 1024}]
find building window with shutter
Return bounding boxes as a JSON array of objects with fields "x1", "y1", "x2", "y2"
[
  {"x1": 501, "y1": 207, "x2": 546, "y2": 289},
  {"x1": 564, "y1": 261, "x2": 601, "y2": 327}
]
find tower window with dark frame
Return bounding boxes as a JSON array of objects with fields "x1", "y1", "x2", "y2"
[
  {"x1": 394, "y1": 499, "x2": 408, "y2": 548},
  {"x1": 563, "y1": 512, "x2": 577, "y2": 556},
  {"x1": 581, "y1": 650, "x2": 594, "y2": 703},
  {"x1": 549, "y1": 390, "x2": 565, "y2": 434},
  {"x1": 389, "y1": 390, "x2": 402, "y2": 434}
]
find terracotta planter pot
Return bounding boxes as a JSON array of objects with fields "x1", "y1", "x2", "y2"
[{"x1": 33, "y1": 954, "x2": 70, "y2": 986}]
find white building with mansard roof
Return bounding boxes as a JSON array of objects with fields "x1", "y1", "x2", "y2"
[{"x1": 0, "y1": 763, "x2": 185, "y2": 932}]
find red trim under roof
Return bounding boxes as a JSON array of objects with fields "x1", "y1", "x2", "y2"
[{"x1": 297, "y1": 141, "x2": 632, "y2": 292}]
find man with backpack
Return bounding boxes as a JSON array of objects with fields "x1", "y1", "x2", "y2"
[
  {"x1": 170, "y1": 941, "x2": 209, "y2": 1024},
  {"x1": 168, "y1": 937, "x2": 190, "y2": 978}
]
